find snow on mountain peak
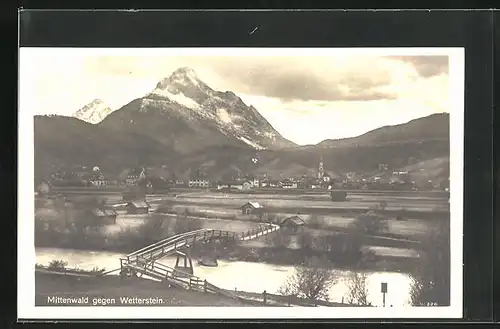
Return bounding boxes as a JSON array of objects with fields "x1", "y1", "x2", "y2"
[
  {"x1": 172, "y1": 67, "x2": 199, "y2": 80},
  {"x1": 74, "y1": 99, "x2": 113, "y2": 124},
  {"x1": 136, "y1": 67, "x2": 296, "y2": 150},
  {"x1": 155, "y1": 67, "x2": 203, "y2": 91}
]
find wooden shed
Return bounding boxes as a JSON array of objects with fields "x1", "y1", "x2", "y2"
[
  {"x1": 240, "y1": 201, "x2": 264, "y2": 215},
  {"x1": 280, "y1": 215, "x2": 306, "y2": 233}
]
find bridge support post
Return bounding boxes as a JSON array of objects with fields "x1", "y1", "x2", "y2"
[{"x1": 174, "y1": 248, "x2": 194, "y2": 276}]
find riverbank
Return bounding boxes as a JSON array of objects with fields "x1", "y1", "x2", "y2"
[
  {"x1": 35, "y1": 271, "x2": 256, "y2": 306},
  {"x1": 188, "y1": 243, "x2": 419, "y2": 274},
  {"x1": 35, "y1": 237, "x2": 418, "y2": 275}
]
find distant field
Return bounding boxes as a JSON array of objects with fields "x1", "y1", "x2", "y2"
[
  {"x1": 179, "y1": 191, "x2": 448, "y2": 203},
  {"x1": 168, "y1": 195, "x2": 448, "y2": 214},
  {"x1": 100, "y1": 213, "x2": 260, "y2": 236},
  {"x1": 162, "y1": 203, "x2": 431, "y2": 240}
]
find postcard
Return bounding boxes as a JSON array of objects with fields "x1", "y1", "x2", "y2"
[{"x1": 18, "y1": 47, "x2": 464, "y2": 319}]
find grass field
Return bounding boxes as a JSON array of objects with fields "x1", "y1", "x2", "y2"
[
  {"x1": 35, "y1": 272, "x2": 253, "y2": 306},
  {"x1": 171, "y1": 195, "x2": 448, "y2": 213},
  {"x1": 100, "y1": 213, "x2": 262, "y2": 236},
  {"x1": 160, "y1": 204, "x2": 432, "y2": 239},
  {"x1": 181, "y1": 191, "x2": 448, "y2": 204}
]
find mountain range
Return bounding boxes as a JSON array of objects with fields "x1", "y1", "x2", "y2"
[
  {"x1": 33, "y1": 67, "x2": 450, "y2": 183},
  {"x1": 73, "y1": 99, "x2": 114, "y2": 124}
]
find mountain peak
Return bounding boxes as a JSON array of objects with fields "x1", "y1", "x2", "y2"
[
  {"x1": 172, "y1": 67, "x2": 199, "y2": 79},
  {"x1": 155, "y1": 67, "x2": 203, "y2": 91},
  {"x1": 74, "y1": 99, "x2": 113, "y2": 124},
  {"x1": 90, "y1": 98, "x2": 105, "y2": 105}
]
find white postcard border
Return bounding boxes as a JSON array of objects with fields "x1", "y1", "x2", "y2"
[{"x1": 18, "y1": 47, "x2": 464, "y2": 319}]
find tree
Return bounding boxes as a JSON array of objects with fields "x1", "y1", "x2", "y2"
[
  {"x1": 409, "y1": 219, "x2": 450, "y2": 306},
  {"x1": 352, "y1": 210, "x2": 389, "y2": 235},
  {"x1": 267, "y1": 230, "x2": 291, "y2": 249},
  {"x1": 345, "y1": 272, "x2": 371, "y2": 305},
  {"x1": 277, "y1": 256, "x2": 337, "y2": 301}
]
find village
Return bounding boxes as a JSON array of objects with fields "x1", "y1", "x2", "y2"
[{"x1": 40, "y1": 155, "x2": 450, "y2": 194}]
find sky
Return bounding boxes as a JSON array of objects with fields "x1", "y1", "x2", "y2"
[{"x1": 20, "y1": 48, "x2": 454, "y2": 145}]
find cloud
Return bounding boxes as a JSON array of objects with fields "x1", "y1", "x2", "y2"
[
  {"x1": 208, "y1": 57, "x2": 398, "y2": 102},
  {"x1": 390, "y1": 56, "x2": 449, "y2": 78},
  {"x1": 21, "y1": 49, "x2": 452, "y2": 144},
  {"x1": 79, "y1": 55, "x2": 446, "y2": 103}
]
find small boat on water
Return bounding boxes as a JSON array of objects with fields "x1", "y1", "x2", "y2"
[{"x1": 198, "y1": 257, "x2": 218, "y2": 267}]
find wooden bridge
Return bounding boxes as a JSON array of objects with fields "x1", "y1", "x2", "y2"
[{"x1": 119, "y1": 224, "x2": 280, "y2": 297}]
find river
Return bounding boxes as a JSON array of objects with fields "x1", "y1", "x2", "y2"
[{"x1": 36, "y1": 247, "x2": 413, "y2": 307}]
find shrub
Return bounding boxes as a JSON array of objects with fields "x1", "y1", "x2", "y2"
[
  {"x1": 277, "y1": 256, "x2": 337, "y2": 301},
  {"x1": 352, "y1": 210, "x2": 389, "y2": 235},
  {"x1": 48, "y1": 259, "x2": 68, "y2": 270}
]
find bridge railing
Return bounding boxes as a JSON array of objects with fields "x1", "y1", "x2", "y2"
[
  {"x1": 127, "y1": 229, "x2": 240, "y2": 265},
  {"x1": 239, "y1": 223, "x2": 279, "y2": 240},
  {"x1": 126, "y1": 229, "x2": 212, "y2": 257},
  {"x1": 125, "y1": 223, "x2": 277, "y2": 268}
]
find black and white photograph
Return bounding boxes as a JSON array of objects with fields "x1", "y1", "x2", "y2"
[{"x1": 18, "y1": 47, "x2": 464, "y2": 319}]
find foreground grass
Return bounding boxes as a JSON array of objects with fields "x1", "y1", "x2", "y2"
[{"x1": 35, "y1": 272, "x2": 256, "y2": 307}]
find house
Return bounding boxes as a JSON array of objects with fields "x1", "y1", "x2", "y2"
[
  {"x1": 125, "y1": 168, "x2": 147, "y2": 186},
  {"x1": 322, "y1": 173, "x2": 331, "y2": 183},
  {"x1": 36, "y1": 181, "x2": 51, "y2": 195},
  {"x1": 280, "y1": 215, "x2": 306, "y2": 233},
  {"x1": 89, "y1": 207, "x2": 118, "y2": 225},
  {"x1": 126, "y1": 174, "x2": 140, "y2": 186},
  {"x1": 188, "y1": 178, "x2": 211, "y2": 188},
  {"x1": 281, "y1": 179, "x2": 298, "y2": 189},
  {"x1": 125, "y1": 200, "x2": 150, "y2": 214},
  {"x1": 240, "y1": 201, "x2": 264, "y2": 215},
  {"x1": 217, "y1": 181, "x2": 252, "y2": 191},
  {"x1": 175, "y1": 179, "x2": 186, "y2": 187},
  {"x1": 260, "y1": 179, "x2": 281, "y2": 188},
  {"x1": 88, "y1": 174, "x2": 109, "y2": 188},
  {"x1": 242, "y1": 180, "x2": 253, "y2": 190}
]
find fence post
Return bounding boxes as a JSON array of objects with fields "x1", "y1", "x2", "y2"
[
  {"x1": 204, "y1": 279, "x2": 207, "y2": 293},
  {"x1": 188, "y1": 278, "x2": 192, "y2": 290},
  {"x1": 263, "y1": 290, "x2": 267, "y2": 305}
]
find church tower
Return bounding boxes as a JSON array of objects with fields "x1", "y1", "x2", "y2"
[{"x1": 318, "y1": 156, "x2": 324, "y2": 180}]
